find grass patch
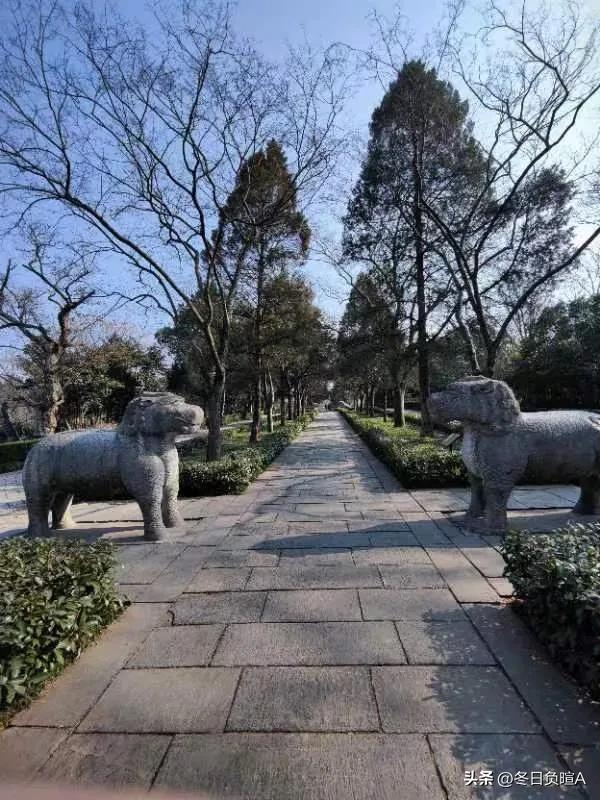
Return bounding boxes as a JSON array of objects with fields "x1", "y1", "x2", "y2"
[
  {"x1": 503, "y1": 525, "x2": 600, "y2": 699},
  {"x1": 340, "y1": 409, "x2": 467, "y2": 489},
  {"x1": 0, "y1": 538, "x2": 127, "y2": 724}
]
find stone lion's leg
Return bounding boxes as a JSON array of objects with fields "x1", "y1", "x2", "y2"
[
  {"x1": 51, "y1": 493, "x2": 75, "y2": 529},
  {"x1": 25, "y1": 489, "x2": 51, "y2": 537},
  {"x1": 466, "y1": 473, "x2": 485, "y2": 518},
  {"x1": 573, "y1": 477, "x2": 600, "y2": 515},
  {"x1": 133, "y1": 481, "x2": 169, "y2": 541},
  {"x1": 483, "y1": 485, "x2": 512, "y2": 536},
  {"x1": 161, "y1": 449, "x2": 184, "y2": 528}
]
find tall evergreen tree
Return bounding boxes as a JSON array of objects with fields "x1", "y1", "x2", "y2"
[
  {"x1": 344, "y1": 61, "x2": 486, "y2": 432},
  {"x1": 222, "y1": 140, "x2": 310, "y2": 442}
]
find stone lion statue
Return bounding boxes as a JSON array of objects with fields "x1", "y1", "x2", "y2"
[
  {"x1": 428, "y1": 376, "x2": 600, "y2": 534},
  {"x1": 23, "y1": 392, "x2": 204, "y2": 541}
]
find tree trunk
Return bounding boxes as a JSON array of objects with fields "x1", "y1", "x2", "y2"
[
  {"x1": 413, "y1": 145, "x2": 433, "y2": 436},
  {"x1": 206, "y1": 371, "x2": 225, "y2": 461},
  {"x1": 265, "y1": 368, "x2": 275, "y2": 433},
  {"x1": 393, "y1": 382, "x2": 406, "y2": 427},
  {"x1": 279, "y1": 369, "x2": 287, "y2": 427},
  {"x1": 383, "y1": 391, "x2": 388, "y2": 423},
  {"x1": 250, "y1": 370, "x2": 261, "y2": 443}
]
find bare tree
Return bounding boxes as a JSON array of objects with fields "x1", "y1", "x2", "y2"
[
  {"x1": 0, "y1": 237, "x2": 97, "y2": 433},
  {"x1": 0, "y1": 0, "x2": 348, "y2": 458},
  {"x1": 420, "y1": 0, "x2": 600, "y2": 374}
]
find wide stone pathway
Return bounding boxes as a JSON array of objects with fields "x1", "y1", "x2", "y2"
[{"x1": 1, "y1": 413, "x2": 599, "y2": 798}]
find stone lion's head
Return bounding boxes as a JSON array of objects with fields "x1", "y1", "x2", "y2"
[
  {"x1": 118, "y1": 392, "x2": 204, "y2": 438},
  {"x1": 428, "y1": 377, "x2": 520, "y2": 431}
]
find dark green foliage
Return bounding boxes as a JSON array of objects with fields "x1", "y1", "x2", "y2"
[
  {"x1": 179, "y1": 413, "x2": 314, "y2": 496},
  {"x1": 503, "y1": 526, "x2": 600, "y2": 699},
  {"x1": 341, "y1": 410, "x2": 467, "y2": 488},
  {"x1": 0, "y1": 538, "x2": 127, "y2": 717},
  {"x1": 0, "y1": 439, "x2": 38, "y2": 473},
  {"x1": 508, "y1": 294, "x2": 600, "y2": 410}
]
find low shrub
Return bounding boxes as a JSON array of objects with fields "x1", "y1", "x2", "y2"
[
  {"x1": 503, "y1": 525, "x2": 600, "y2": 699},
  {"x1": 0, "y1": 439, "x2": 38, "y2": 474},
  {"x1": 179, "y1": 412, "x2": 315, "y2": 496},
  {"x1": 0, "y1": 538, "x2": 127, "y2": 719},
  {"x1": 340, "y1": 409, "x2": 467, "y2": 489}
]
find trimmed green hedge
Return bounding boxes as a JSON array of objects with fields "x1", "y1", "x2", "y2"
[
  {"x1": 0, "y1": 439, "x2": 38, "y2": 474},
  {"x1": 0, "y1": 538, "x2": 127, "y2": 719},
  {"x1": 341, "y1": 409, "x2": 467, "y2": 489},
  {"x1": 179, "y1": 412, "x2": 315, "y2": 496},
  {"x1": 503, "y1": 525, "x2": 600, "y2": 699}
]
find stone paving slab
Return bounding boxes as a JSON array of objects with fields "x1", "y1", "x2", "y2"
[
  {"x1": 126, "y1": 624, "x2": 224, "y2": 667},
  {"x1": 246, "y1": 564, "x2": 382, "y2": 590},
  {"x1": 0, "y1": 727, "x2": 69, "y2": 781},
  {"x1": 78, "y1": 667, "x2": 240, "y2": 733},
  {"x1": 396, "y1": 621, "x2": 496, "y2": 665},
  {"x1": 360, "y1": 588, "x2": 465, "y2": 621},
  {"x1": 429, "y1": 734, "x2": 580, "y2": 799},
  {"x1": 40, "y1": 733, "x2": 171, "y2": 789},
  {"x1": 185, "y1": 566, "x2": 251, "y2": 592},
  {"x1": 153, "y1": 733, "x2": 446, "y2": 799},
  {"x1": 372, "y1": 666, "x2": 540, "y2": 733},
  {"x1": 379, "y1": 563, "x2": 447, "y2": 589},
  {"x1": 173, "y1": 592, "x2": 267, "y2": 624},
  {"x1": 261, "y1": 589, "x2": 362, "y2": 621},
  {"x1": 226, "y1": 667, "x2": 379, "y2": 732},
  {"x1": 212, "y1": 621, "x2": 406, "y2": 665}
]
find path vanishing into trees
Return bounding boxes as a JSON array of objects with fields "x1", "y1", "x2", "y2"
[{"x1": 1, "y1": 412, "x2": 599, "y2": 797}]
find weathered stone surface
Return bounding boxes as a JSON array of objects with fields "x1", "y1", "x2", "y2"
[
  {"x1": 459, "y1": 545, "x2": 507, "y2": 578},
  {"x1": 126, "y1": 625, "x2": 224, "y2": 667},
  {"x1": 428, "y1": 376, "x2": 600, "y2": 533},
  {"x1": 262, "y1": 589, "x2": 362, "y2": 622},
  {"x1": 40, "y1": 733, "x2": 171, "y2": 788},
  {"x1": 465, "y1": 604, "x2": 600, "y2": 745},
  {"x1": 396, "y1": 621, "x2": 496, "y2": 665},
  {"x1": 426, "y1": 549, "x2": 499, "y2": 603},
  {"x1": 213, "y1": 621, "x2": 406, "y2": 666},
  {"x1": 118, "y1": 544, "x2": 185, "y2": 584},
  {"x1": 185, "y1": 567, "x2": 251, "y2": 592},
  {"x1": 430, "y1": 734, "x2": 577, "y2": 800},
  {"x1": 379, "y1": 564, "x2": 446, "y2": 589},
  {"x1": 227, "y1": 667, "x2": 378, "y2": 732},
  {"x1": 372, "y1": 666, "x2": 539, "y2": 733},
  {"x1": 23, "y1": 392, "x2": 204, "y2": 541},
  {"x1": 153, "y1": 733, "x2": 446, "y2": 799},
  {"x1": 246, "y1": 565, "x2": 382, "y2": 590},
  {"x1": 0, "y1": 727, "x2": 68, "y2": 780},
  {"x1": 559, "y1": 745, "x2": 600, "y2": 793},
  {"x1": 128, "y1": 546, "x2": 213, "y2": 601},
  {"x1": 78, "y1": 668, "x2": 240, "y2": 733},
  {"x1": 352, "y1": 546, "x2": 430, "y2": 565},
  {"x1": 360, "y1": 588, "x2": 465, "y2": 621},
  {"x1": 279, "y1": 547, "x2": 354, "y2": 565},
  {"x1": 205, "y1": 550, "x2": 279, "y2": 568},
  {"x1": 173, "y1": 592, "x2": 266, "y2": 624}
]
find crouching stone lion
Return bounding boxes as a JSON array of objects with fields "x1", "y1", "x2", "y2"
[
  {"x1": 428, "y1": 376, "x2": 600, "y2": 535},
  {"x1": 23, "y1": 392, "x2": 204, "y2": 541}
]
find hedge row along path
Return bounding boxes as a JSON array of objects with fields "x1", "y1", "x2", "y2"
[{"x1": 1, "y1": 412, "x2": 599, "y2": 797}]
